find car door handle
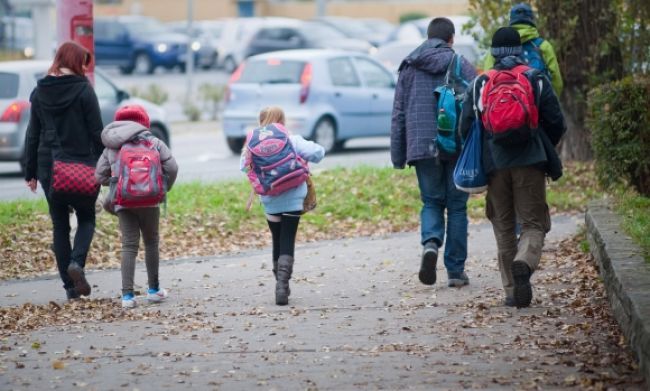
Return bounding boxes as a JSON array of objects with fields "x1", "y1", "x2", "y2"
[
  {"x1": 372, "y1": 93, "x2": 379, "y2": 99},
  {"x1": 334, "y1": 92, "x2": 342, "y2": 97}
]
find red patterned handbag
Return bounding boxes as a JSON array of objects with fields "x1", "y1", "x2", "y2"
[
  {"x1": 50, "y1": 158, "x2": 99, "y2": 197},
  {"x1": 38, "y1": 101, "x2": 99, "y2": 198}
]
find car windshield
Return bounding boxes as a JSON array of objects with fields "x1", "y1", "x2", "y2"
[
  {"x1": 123, "y1": 19, "x2": 168, "y2": 36},
  {"x1": 0, "y1": 72, "x2": 19, "y2": 98},
  {"x1": 325, "y1": 19, "x2": 371, "y2": 37},
  {"x1": 300, "y1": 23, "x2": 346, "y2": 41},
  {"x1": 238, "y1": 59, "x2": 306, "y2": 84}
]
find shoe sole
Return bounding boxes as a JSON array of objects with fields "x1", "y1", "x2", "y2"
[
  {"x1": 67, "y1": 264, "x2": 91, "y2": 296},
  {"x1": 418, "y1": 249, "x2": 437, "y2": 285},
  {"x1": 147, "y1": 295, "x2": 167, "y2": 303},
  {"x1": 512, "y1": 261, "x2": 532, "y2": 308},
  {"x1": 447, "y1": 278, "x2": 469, "y2": 288},
  {"x1": 275, "y1": 293, "x2": 288, "y2": 306}
]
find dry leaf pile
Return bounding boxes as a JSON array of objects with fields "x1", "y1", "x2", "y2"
[
  {"x1": 437, "y1": 235, "x2": 645, "y2": 389},
  {"x1": 0, "y1": 299, "x2": 162, "y2": 338}
]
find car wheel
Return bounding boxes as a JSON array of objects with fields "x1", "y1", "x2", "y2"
[
  {"x1": 312, "y1": 117, "x2": 337, "y2": 154},
  {"x1": 134, "y1": 53, "x2": 154, "y2": 74},
  {"x1": 226, "y1": 137, "x2": 245, "y2": 154},
  {"x1": 150, "y1": 125, "x2": 169, "y2": 147},
  {"x1": 223, "y1": 56, "x2": 237, "y2": 73}
]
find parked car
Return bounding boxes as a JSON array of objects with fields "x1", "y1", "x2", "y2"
[
  {"x1": 216, "y1": 17, "x2": 294, "y2": 73},
  {"x1": 311, "y1": 17, "x2": 381, "y2": 48},
  {"x1": 222, "y1": 49, "x2": 395, "y2": 154},
  {"x1": 380, "y1": 16, "x2": 484, "y2": 70},
  {"x1": 374, "y1": 38, "x2": 482, "y2": 74},
  {"x1": 94, "y1": 16, "x2": 214, "y2": 74},
  {"x1": 245, "y1": 20, "x2": 373, "y2": 59},
  {"x1": 0, "y1": 60, "x2": 171, "y2": 173},
  {"x1": 167, "y1": 20, "x2": 222, "y2": 69},
  {"x1": 358, "y1": 18, "x2": 396, "y2": 45},
  {"x1": 385, "y1": 16, "x2": 483, "y2": 46},
  {"x1": 0, "y1": 16, "x2": 34, "y2": 58}
]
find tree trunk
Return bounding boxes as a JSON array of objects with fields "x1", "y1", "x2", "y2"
[
  {"x1": 536, "y1": 0, "x2": 623, "y2": 162},
  {"x1": 558, "y1": 87, "x2": 592, "y2": 161}
]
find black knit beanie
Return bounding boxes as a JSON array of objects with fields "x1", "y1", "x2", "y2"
[{"x1": 490, "y1": 27, "x2": 522, "y2": 58}]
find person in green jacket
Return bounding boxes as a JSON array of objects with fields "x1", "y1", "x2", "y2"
[{"x1": 483, "y1": 3, "x2": 563, "y2": 96}]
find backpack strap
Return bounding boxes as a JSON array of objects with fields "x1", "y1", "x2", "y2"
[
  {"x1": 528, "y1": 37, "x2": 544, "y2": 48},
  {"x1": 444, "y1": 53, "x2": 469, "y2": 88},
  {"x1": 523, "y1": 68, "x2": 544, "y2": 107},
  {"x1": 443, "y1": 53, "x2": 459, "y2": 85}
]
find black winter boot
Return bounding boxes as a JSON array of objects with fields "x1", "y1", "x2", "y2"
[
  {"x1": 67, "y1": 262, "x2": 91, "y2": 296},
  {"x1": 275, "y1": 255, "x2": 294, "y2": 306}
]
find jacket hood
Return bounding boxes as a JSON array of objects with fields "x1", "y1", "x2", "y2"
[
  {"x1": 101, "y1": 121, "x2": 149, "y2": 149},
  {"x1": 494, "y1": 55, "x2": 526, "y2": 70},
  {"x1": 35, "y1": 75, "x2": 89, "y2": 111},
  {"x1": 512, "y1": 24, "x2": 540, "y2": 43},
  {"x1": 399, "y1": 38, "x2": 454, "y2": 75}
]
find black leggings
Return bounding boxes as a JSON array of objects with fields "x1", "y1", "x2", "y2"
[
  {"x1": 41, "y1": 179, "x2": 97, "y2": 290},
  {"x1": 266, "y1": 211, "x2": 301, "y2": 261}
]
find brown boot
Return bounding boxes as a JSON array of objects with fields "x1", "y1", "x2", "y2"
[{"x1": 275, "y1": 255, "x2": 294, "y2": 306}]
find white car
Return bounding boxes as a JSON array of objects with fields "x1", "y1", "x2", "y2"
[
  {"x1": 216, "y1": 17, "x2": 298, "y2": 73},
  {"x1": 0, "y1": 60, "x2": 170, "y2": 173},
  {"x1": 374, "y1": 38, "x2": 483, "y2": 74}
]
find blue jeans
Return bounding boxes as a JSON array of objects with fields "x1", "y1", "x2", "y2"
[{"x1": 414, "y1": 158, "x2": 469, "y2": 276}]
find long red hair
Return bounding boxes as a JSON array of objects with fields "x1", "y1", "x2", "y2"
[{"x1": 48, "y1": 41, "x2": 91, "y2": 76}]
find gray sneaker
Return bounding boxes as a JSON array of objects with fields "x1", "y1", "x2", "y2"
[
  {"x1": 447, "y1": 272, "x2": 469, "y2": 287},
  {"x1": 418, "y1": 241, "x2": 438, "y2": 285}
]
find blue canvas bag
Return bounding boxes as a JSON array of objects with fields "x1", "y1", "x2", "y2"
[{"x1": 453, "y1": 117, "x2": 487, "y2": 194}]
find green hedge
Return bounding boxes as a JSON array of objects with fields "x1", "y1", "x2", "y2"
[
  {"x1": 587, "y1": 76, "x2": 650, "y2": 196},
  {"x1": 399, "y1": 12, "x2": 428, "y2": 24}
]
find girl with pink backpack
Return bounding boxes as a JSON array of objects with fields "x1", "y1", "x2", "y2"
[{"x1": 241, "y1": 106, "x2": 325, "y2": 305}]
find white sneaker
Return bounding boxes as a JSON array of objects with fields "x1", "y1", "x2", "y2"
[
  {"x1": 146, "y1": 288, "x2": 168, "y2": 303},
  {"x1": 121, "y1": 293, "x2": 137, "y2": 309}
]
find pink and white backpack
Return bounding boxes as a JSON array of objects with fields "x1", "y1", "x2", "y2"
[{"x1": 246, "y1": 123, "x2": 309, "y2": 196}]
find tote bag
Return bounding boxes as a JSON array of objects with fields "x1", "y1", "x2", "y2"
[{"x1": 453, "y1": 118, "x2": 487, "y2": 194}]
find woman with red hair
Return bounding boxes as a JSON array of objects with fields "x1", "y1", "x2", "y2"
[{"x1": 23, "y1": 41, "x2": 104, "y2": 300}]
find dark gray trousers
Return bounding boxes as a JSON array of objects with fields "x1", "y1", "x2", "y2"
[
  {"x1": 117, "y1": 207, "x2": 160, "y2": 295},
  {"x1": 486, "y1": 167, "x2": 551, "y2": 297}
]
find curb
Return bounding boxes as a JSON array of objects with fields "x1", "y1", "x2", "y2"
[{"x1": 586, "y1": 200, "x2": 650, "y2": 385}]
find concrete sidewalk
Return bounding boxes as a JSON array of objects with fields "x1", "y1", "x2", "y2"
[{"x1": 0, "y1": 215, "x2": 644, "y2": 390}]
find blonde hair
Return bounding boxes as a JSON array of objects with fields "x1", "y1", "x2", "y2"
[{"x1": 259, "y1": 106, "x2": 285, "y2": 127}]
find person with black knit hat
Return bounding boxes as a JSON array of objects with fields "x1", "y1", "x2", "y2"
[
  {"x1": 483, "y1": 3, "x2": 563, "y2": 96},
  {"x1": 459, "y1": 26, "x2": 566, "y2": 308}
]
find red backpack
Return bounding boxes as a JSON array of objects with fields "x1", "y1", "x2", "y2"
[
  {"x1": 114, "y1": 137, "x2": 165, "y2": 208},
  {"x1": 481, "y1": 65, "x2": 539, "y2": 145}
]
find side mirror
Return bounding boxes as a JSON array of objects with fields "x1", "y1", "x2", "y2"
[{"x1": 116, "y1": 89, "x2": 130, "y2": 102}]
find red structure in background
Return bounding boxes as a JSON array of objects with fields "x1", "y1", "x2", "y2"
[{"x1": 56, "y1": 0, "x2": 94, "y2": 82}]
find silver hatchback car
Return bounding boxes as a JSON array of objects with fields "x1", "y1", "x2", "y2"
[
  {"x1": 0, "y1": 60, "x2": 171, "y2": 173},
  {"x1": 222, "y1": 49, "x2": 395, "y2": 153}
]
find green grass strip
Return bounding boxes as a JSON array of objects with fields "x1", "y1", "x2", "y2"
[{"x1": 614, "y1": 189, "x2": 650, "y2": 262}]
